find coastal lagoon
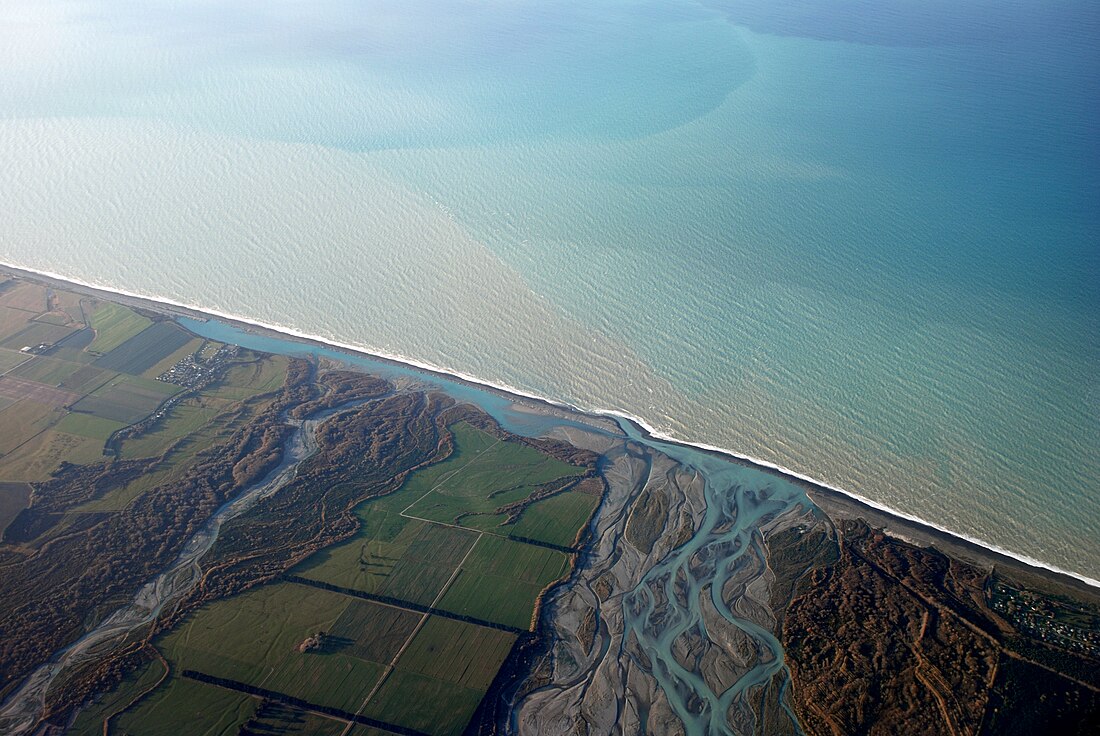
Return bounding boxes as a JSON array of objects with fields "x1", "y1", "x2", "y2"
[{"x1": 0, "y1": 1, "x2": 1097, "y2": 578}]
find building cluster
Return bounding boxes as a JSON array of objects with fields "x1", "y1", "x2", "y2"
[
  {"x1": 991, "y1": 583, "x2": 1100, "y2": 657},
  {"x1": 156, "y1": 344, "x2": 239, "y2": 388},
  {"x1": 110, "y1": 344, "x2": 241, "y2": 448}
]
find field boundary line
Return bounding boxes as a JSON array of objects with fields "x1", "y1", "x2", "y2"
[
  {"x1": 341, "y1": 532, "x2": 484, "y2": 734},
  {"x1": 399, "y1": 437, "x2": 502, "y2": 518},
  {"x1": 180, "y1": 670, "x2": 427, "y2": 736},
  {"x1": 283, "y1": 576, "x2": 525, "y2": 634}
]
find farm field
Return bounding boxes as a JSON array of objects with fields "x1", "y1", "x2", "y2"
[
  {"x1": 0, "y1": 429, "x2": 108, "y2": 482},
  {"x1": 0, "y1": 321, "x2": 77, "y2": 352},
  {"x1": 295, "y1": 421, "x2": 590, "y2": 631},
  {"x1": 506, "y1": 488, "x2": 599, "y2": 548},
  {"x1": 67, "y1": 657, "x2": 167, "y2": 735},
  {"x1": 0, "y1": 347, "x2": 30, "y2": 372},
  {"x1": 0, "y1": 276, "x2": 290, "y2": 540},
  {"x1": 93, "y1": 322, "x2": 194, "y2": 374},
  {"x1": 9, "y1": 356, "x2": 85, "y2": 386},
  {"x1": 157, "y1": 582, "x2": 383, "y2": 713},
  {"x1": 145, "y1": 578, "x2": 517, "y2": 736},
  {"x1": 0, "y1": 282, "x2": 51, "y2": 313},
  {"x1": 0, "y1": 276, "x2": 604, "y2": 736},
  {"x1": 110, "y1": 418, "x2": 593, "y2": 736},
  {"x1": 437, "y1": 535, "x2": 570, "y2": 630},
  {"x1": 86, "y1": 302, "x2": 152, "y2": 355},
  {"x1": 399, "y1": 422, "x2": 584, "y2": 533},
  {"x1": 113, "y1": 676, "x2": 256, "y2": 736},
  {"x1": 72, "y1": 374, "x2": 180, "y2": 424}
]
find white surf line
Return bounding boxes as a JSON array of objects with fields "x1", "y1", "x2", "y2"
[
  {"x1": 4, "y1": 259, "x2": 1097, "y2": 590},
  {"x1": 340, "y1": 533, "x2": 484, "y2": 736}
]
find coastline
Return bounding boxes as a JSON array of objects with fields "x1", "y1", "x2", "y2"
[{"x1": 3, "y1": 259, "x2": 1097, "y2": 592}]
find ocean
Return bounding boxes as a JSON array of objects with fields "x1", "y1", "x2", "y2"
[{"x1": 0, "y1": 0, "x2": 1097, "y2": 578}]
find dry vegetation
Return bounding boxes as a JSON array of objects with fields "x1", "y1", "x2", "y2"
[{"x1": 769, "y1": 519, "x2": 1100, "y2": 736}]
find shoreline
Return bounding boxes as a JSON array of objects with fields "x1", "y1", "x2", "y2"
[{"x1": 3, "y1": 259, "x2": 1097, "y2": 592}]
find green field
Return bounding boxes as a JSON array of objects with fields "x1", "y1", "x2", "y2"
[
  {"x1": 204, "y1": 354, "x2": 289, "y2": 400},
  {"x1": 0, "y1": 430, "x2": 106, "y2": 482},
  {"x1": 74, "y1": 417, "x2": 592, "y2": 736},
  {"x1": 296, "y1": 513, "x2": 478, "y2": 606},
  {"x1": 73, "y1": 374, "x2": 179, "y2": 424},
  {"x1": 400, "y1": 422, "x2": 583, "y2": 532},
  {"x1": 0, "y1": 321, "x2": 76, "y2": 351},
  {"x1": 297, "y1": 421, "x2": 585, "y2": 631},
  {"x1": 157, "y1": 582, "x2": 385, "y2": 713},
  {"x1": 395, "y1": 616, "x2": 515, "y2": 690},
  {"x1": 0, "y1": 307, "x2": 35, "y2": 341},
  {"x1": 58, "y1": 364, "x2": 114, "y2": 394},
  {"x1": 0, "y1": 347, "x2": 30, "y2": 373},
  {"x1": 360, "y1": 668, "x2": 488, "y2": 736},
  {"x1": 239, "y1": 703, "x2": 348, "y2": 736},
  {"x1": 507, "y1": 489, "x2": 599, "y2": 548},
  {"x1": 438, "y1": 535, "x2": 570, "y2": 630},
  {"x1": 10, "y1": 356, "x2": 85, "y2": 386},
  {"x1": 67, "y1": 656, "x2": 167, "y2": 735},
  {"x1": 140, "y1": 336, "x2": 204, "y2": 380},
  {"x1": 86, "y1": 302, "x2": 152, "y2": 355},
  {"x1": 0, "y1": 282, "x2": 49, "y2": 312},
  {"x1": 0, "y1": 400, "x2": 64, "y2": 454},
  {"x1": 54, "y1": 412, "x2": 125, "y2": 440},
  {"x1": 295, "y1": 508, "x2": 478, "y2": 604},
  {"x1": 113, "y1": 676, "x2": 256, "y2": 736},
  {"x1": 118, "y1": 397, "x2": 229, "y2": 460},
  {"x1": 94, "y1": 322, "x2": 194, "y2": 374}
]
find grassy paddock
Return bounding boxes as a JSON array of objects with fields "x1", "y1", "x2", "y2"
[
  {"x1": 54, "y1": 412, "x2": 125, "y2": 441},
  {"x1": 0, "y1": 399, "x2": 64, "y2": 454},
  {"x1": 0, "y1": 347, "x2": 31, "y2": 373},
  {"x1": 113, "y1": 675, "x2": 256, "y2": 736},
  {"x1": 0, "y1": 282, "x2": 48, "y2": 312},
  {"x1": 86, "y1": 302, "x2": 152, "y2": 355},
  {"x1": 204, "y1": 354, "x2": 289, "y2": 400},
  {"x1": 395, "y1": 616, "x2": 516, "y2": 691},
  {"x1": 67, "y1": 656, "x2": 166, "y2": 736},
  {"x1": 0, "y1": 430, "x2": 106, "y2": 481},
  {"x1": 140, "y1": 336, "x2": 204, "y2": 381},
  {"x1": 74, "y1": 374, "x2": 180, "y2": 424},
  {"x1": 438, "y1": 536, "x2": 569, "y2": 630},
  {"x1": 157, "y1": 581, "x2": 387, "y2": 713},
  {"x1": 507, "y1": 490, "x2": 599, "y2": 549},
  {"x1": 10, "y1": 356, "x2": 85, "y2": 386},
  {"x1": 94, "y1": 322, "x2": 193, "y2": 374},
  {"x1": 0, "y1": 321, "x2": 77, "y2": 351},
  {"x1": 361, "y1": 668, "x2": 485, "y2": 736},
  {"x1": 401, "y1": 422, "x2": 582, "y2": 530}
]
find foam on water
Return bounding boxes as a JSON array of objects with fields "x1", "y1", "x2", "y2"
[{"x1": 0, "y1": 0, "x2": 1097, "y2": 579}]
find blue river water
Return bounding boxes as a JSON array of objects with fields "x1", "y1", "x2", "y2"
[{"x1": 184, "y1": 315, "x2": 812, "y2": 733}]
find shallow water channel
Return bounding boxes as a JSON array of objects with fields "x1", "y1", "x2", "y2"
[{"x1": 2, "y1": 317, "x2": 811, "y2": 734}]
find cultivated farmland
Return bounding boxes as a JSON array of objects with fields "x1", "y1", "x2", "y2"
[
  {"x1": 86, "y1": 302, "x2": 152, "y2": 355},
  {"x1": 93, "y1": 322, "x2": 194, "y2": 374}
]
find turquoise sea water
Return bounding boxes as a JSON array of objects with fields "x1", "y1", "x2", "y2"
[{"x1": 0, "y1": 0, "x2": 1097, "y2": 577}]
